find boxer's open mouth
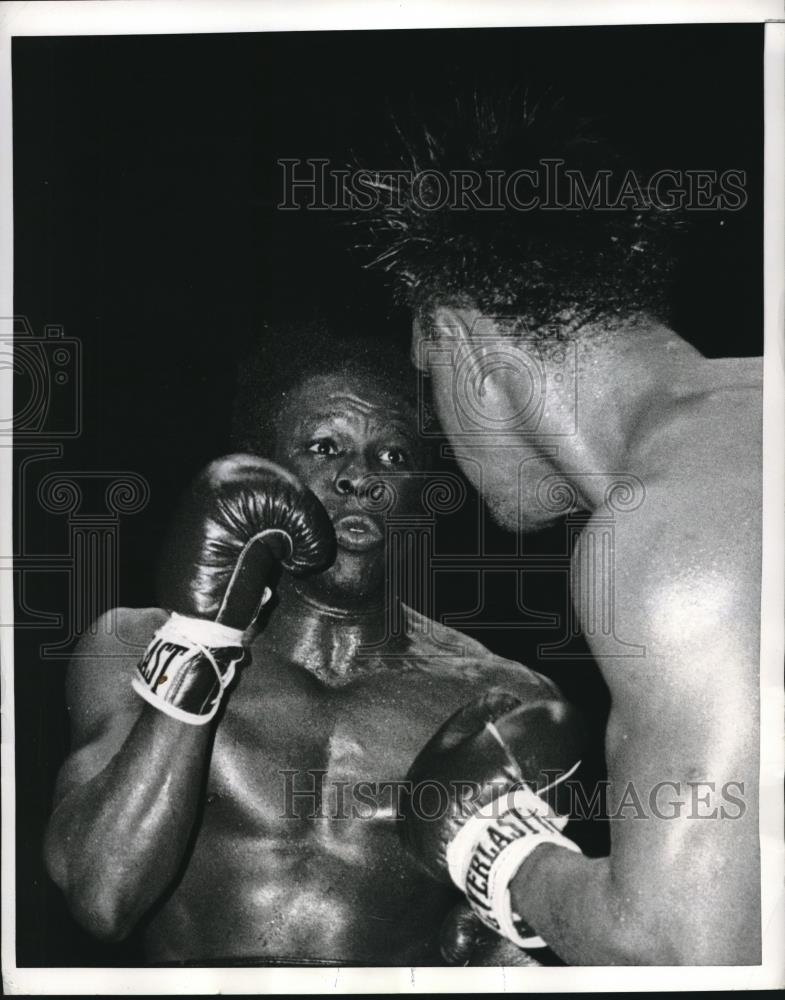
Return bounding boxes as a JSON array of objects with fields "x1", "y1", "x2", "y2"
[{"x1": 334, "y1": 514, "x2": 384, "y2": 552}]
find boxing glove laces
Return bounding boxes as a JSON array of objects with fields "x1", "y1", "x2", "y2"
[{"x1": 132, "y1": 455, "x2": 336, "y2": 723}]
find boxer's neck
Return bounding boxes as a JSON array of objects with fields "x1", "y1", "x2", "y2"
[
  {"x1": 542, "y1": 321, "x2": 700, "y2": 481},
  {"x1": 541, "y1": 322, "x2": 761, "y2": 493},
  {"x1": 261, "y1": 576, "x2": 405, "y2": 681}
]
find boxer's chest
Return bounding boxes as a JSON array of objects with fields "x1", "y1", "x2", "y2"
[{"x1": 202, "y1": 647, "x2": 480, "y2": 839}]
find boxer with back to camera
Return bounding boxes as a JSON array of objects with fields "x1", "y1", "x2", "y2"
[
  {"x1": 45, "y1": 318, "x2": 585, "y2": 966},
  {"x1": 355, "y1": 92, "x2": 762, "y2": 965}
]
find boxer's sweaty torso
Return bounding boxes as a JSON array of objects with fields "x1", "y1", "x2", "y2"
[
  {"x1": 512, "y1": 357, "x2": 764, "y2": 964},
  {"x1": 107, "y1": 603, "x2": 554, "y2": 964}
]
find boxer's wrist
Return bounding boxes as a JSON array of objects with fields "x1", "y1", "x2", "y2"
[
  {"x1": 447, "y1": 784, "x2": 582, "y2": 949},
  {"x1": 165, "y1": 611, "x2": 247, "y2": 648},
  {"x1": 132, "y1": 614, "x2": 245, "y2": 725}
]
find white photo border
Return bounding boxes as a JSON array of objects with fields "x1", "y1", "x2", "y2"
[{"x1": 1, "y1": 1, "x2": 782, "y2": 994}]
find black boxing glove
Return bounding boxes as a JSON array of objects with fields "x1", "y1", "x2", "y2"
[
  {"x1": 132, "y1": 454, "x2": 336, "y2": 724},
  {"x1": 402, "y1": 687, "x2": 584, "y2": 949},
  {"x1": 439, "y1": 902, "x2": 492, "y2": 966}
]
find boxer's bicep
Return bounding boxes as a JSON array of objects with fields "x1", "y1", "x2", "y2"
[{"x1": 594, "y1": 668, "x2": 759, "y2": 962}]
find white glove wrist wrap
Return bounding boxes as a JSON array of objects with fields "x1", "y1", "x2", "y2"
[
  {"x1": 166, "y1": 612, "x2": 246, "y2": 647},
  {"x1": 131, "y1": 614, "x2": 245, "y2": 725},
  {"x1": 447, "y1": 784, "x2": 582, "y2": 949}
]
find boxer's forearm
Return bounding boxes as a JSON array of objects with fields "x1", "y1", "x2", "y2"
[
  {"x1": 508, "y1": 843, "x2": 668, "y2": 965},
  {"x1": 45, "y1": 706, "x2": 211, "y2": 941}
]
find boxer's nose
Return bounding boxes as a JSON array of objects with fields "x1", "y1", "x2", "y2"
[
  {"x1": 334, "y1": 457, "x2": 366, "y2": 496},
  {"x1": 335, "y1": 475, "x2": 355, "y2": 496}
]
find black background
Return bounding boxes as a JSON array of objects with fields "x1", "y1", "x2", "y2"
[{"x1": 12, "y1": 24, "x2": 763, "y2": 966}]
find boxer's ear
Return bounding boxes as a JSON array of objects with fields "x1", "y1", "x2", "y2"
[
  {"x1": 431, "y1": 304, "x2": 503, "y2": 353},
  {"x1": 411, "y1": 304, "x2": 489, "y2": 371},
  {"x1": 430, "y1": 305, "x2": 478, "y2": 344}
]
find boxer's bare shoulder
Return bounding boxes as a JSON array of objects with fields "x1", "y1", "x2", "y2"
[
  {"x1": 55, "y1": 607, "x2": 167, "y2": 801},
  {"x1": 630, "y1": 357, "x2": 762, "y2": 489},
  {"x1": 569, "y1": 359, "x2": 762, "y2": 961},
  {"x1": 402, "y1": 604, "x2": 558, "y2": 698},
  {"x1": 66, "y1": 607, "x2": 166, "y2": 704},
  {"x1": 587, "y1": 359, "x2": 762, "y2": 710}
]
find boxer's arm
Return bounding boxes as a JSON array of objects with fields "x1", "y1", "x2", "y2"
[
  {"x1": 506, "y1": 504, "x2": 761, "y2": 964},
  {"x1": 44, "y1": 608, "x2": 213, "y2": 942},
  {"x1": 508, "y1": 685, "x2": 759, "y2": 965},
  {"x1": 45, "y1": 457, "x2": 334, "y2": 942}
]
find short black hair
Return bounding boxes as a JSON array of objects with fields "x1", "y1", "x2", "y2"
[
  {"x1": 352, "y1": 90, "x2": 688, "y2": 337},
  {"x1": 231, "y1": 312, "x2": 426, "y2": 458}
]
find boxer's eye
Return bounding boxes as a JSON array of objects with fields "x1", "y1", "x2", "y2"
[
  {"x1": 378, "y1": 446, "x2": 407, "y2": 466},
  {"x1": 307, "y1": 438, "x2": 340, "y2": 457}
]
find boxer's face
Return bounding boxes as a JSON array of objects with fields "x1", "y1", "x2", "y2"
[{"x1": 274, "y1": 372, "x2": 425, "y2": 600}]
